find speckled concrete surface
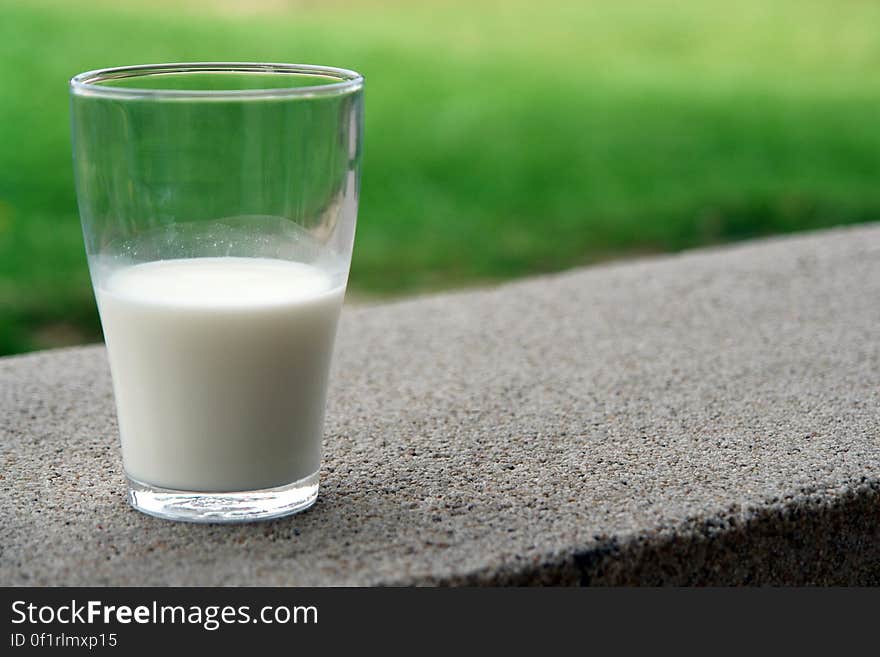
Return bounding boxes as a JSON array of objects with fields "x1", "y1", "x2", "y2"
[{"x1": 2, "y1": 225, "x2": 879, "y2": 586}]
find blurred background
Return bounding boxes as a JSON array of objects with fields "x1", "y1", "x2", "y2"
[{"x1": 1, "y1": 0, "x2": 878, "y2": 355}]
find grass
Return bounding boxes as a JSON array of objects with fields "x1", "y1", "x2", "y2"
[{"x1": 1, "y1": 0, "x2": 879, "y2": 354}]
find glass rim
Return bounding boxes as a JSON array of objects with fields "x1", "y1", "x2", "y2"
[{"x1": 69, "y1": 62, "x2": 364, "y2": 100}]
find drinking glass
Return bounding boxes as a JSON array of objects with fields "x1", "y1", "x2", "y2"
[{"x1": 70, "y1": 63, "x2": 364, "y2": 522}]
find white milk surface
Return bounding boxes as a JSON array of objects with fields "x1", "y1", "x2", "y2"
[{"x1": 96, "y1": 257, "x2": 345, "y2": 492}]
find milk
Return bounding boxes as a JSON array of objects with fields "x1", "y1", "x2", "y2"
[{"x1": 96, "y1": 257, "x2": 345, "y2": 492}]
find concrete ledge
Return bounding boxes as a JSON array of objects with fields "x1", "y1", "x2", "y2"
[{"x1": 2, "y1": 225, "x2": 879, "y2": 585}]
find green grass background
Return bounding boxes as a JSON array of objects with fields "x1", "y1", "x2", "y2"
[{"x1": 1, "y1": 0, "x2": 879, "y2": 354}]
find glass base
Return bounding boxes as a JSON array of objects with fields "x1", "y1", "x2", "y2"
[{"x1": 127, "y1": 472, "x2": 319, "y2": 523}]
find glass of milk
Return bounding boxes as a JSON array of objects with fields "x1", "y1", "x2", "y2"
[{"x1": 70, "y1": 63, "x2": 364, "y2": 522}]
